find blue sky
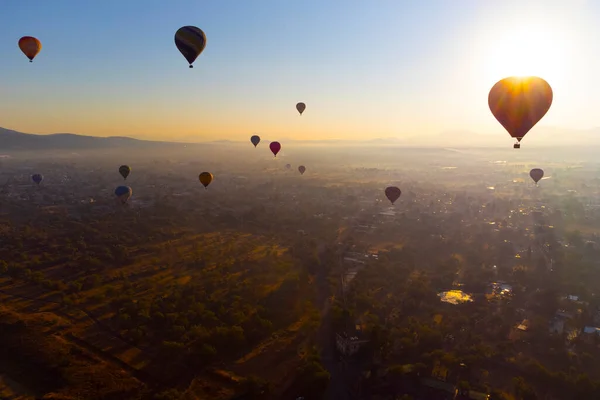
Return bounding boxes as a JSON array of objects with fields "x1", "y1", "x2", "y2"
[{"x1": 0, "y1": 0, "x2": 598, "y2": 143}]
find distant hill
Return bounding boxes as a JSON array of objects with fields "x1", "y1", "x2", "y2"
[
  {"x1": 0, "y1": 127, "x2": 182, "y2": 151},
  {"x1": 2, "y1": 125, "x2": 600, "y2": 151}
]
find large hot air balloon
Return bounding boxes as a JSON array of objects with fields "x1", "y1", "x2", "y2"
[
  {"x1": 530, "y1": 168, "x2": 544, "y2": 184},
  {"x1": 199, "y1": 172, "x2": 213, "y2": 189},
  {"x1": 115, "y1": 186, "x2": 132, "y2": 204},
  {"x1": 270, "y1": 141, "x2": 281, "y2": 157},
  {"x1": 175, "y1": 26, "x2": 207, "y2": 68},
  {"x1": 250, "y1": 135, "x2": 261, "y2": 147},
  {"x1": 385, "y1": 186, "x2": 401, "y2": 205},
  {"x1": 285, "y1": 164, "x2": 292, "y2": 170},
  {"x1": 119, "y1": 165, "x2": 131, "y2": 180},
  {"x1": 31, "y1": 173, "x2": 43, "y2": 185},
  {"x1": 296, "y1": 102, "x2": 306, "y2": 115},
  {"x1": 488, "y1": 76, "x2": 553, "y2": 149},
  {"x1": 298, "y1": 165, "x2": 306, "y2": 175},
  {"x1": 19, "y1": 36, "x2": 42, "y2": 62}
]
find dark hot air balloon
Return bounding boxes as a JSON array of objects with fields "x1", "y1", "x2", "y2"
[
  {"x1": 31, "y1": 173, "x2": 43, "y2": 185},
  {"x1": 175, "y1": 26, "x2": 207, "y2": 68},
  {"x1": 385, "y1": 186, "x2": 401, "y2": 205},
  {"x1": 115, "y1": 186, "x2": 132, "y2": 204},
  {"x1": 488, "y1": 76, "x2": 553, "y2": 149},
  {"x1": 119, "y1": 165, "x2": 131, "y2": 180},
  {"x1": 199, "y1": 172, "x2": 213, "y2": 189},
  {"x1": 19, "y1": 36, "x2": 42, "y2": 62},
  {"x1": 298, "y1": 165, "x2": 306, "y2": 175},
  {"x1": 269, "y1": 141, "x2": 281, "y2": 157},
  {"x1": 296, "y1": 102, "x2": 306, "y2": 115},
  {"x1": 250, "y1": 135, "x2": 261, "y2": 147},
  {"x1": 530, "y1": 168, "x2": 544, "y2": 184},
  {"x1": 285, "y1": 164, "x2": 292, "y2": 170}
]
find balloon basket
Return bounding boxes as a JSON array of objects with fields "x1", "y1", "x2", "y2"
[{"x1": 513, "y1": 143, "x2": 521, "y2": 149}]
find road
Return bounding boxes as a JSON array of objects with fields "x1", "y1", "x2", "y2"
[{"x1": 315, "y1": 226, "x2": 358, "y2": 400}]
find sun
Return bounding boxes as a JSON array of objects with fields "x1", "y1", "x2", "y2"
[{"x1": 479, "y1": 23, "x2": 570, "y2": 90}]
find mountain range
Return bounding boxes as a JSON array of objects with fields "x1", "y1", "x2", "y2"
[{"x1": 1, "y1": 126, "x2": 600, "y2": 151}]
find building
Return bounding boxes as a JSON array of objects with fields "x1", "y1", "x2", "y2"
[{"x1": 335, "y1": 330, "x2": 369, "y2": 356}]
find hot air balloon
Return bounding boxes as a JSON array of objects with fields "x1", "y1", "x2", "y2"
[
  {"x1": 270, "y1": 141, "x2": 281, "y2": 157},
  {"x1": 115, "y1": 186, "x2": 132, "y2": 204},
  {"x1": 175, "y1": 26, "x2": 207, "y2": 68},
  {"x1": 19, "y1": 36, "x2": 42, "y2": 62},
  {"x1": 488, "y1": 76, "x2": 553, "y2": 149},
  {"x1": 285, "y1": 164, "x2": 292, "y2": 170},
  {"x1": 119, "y1": 165, "x2": 131, "y2": 180},
  {"x1": 385, "y1": 186, "x2": 401, "y2": 205},
  {"x1": 31, "y1": 173, "x2": 43, "y2": 185},
  {"x1": 296, "y1": 102, "x2": 306, "y2": 115},
  {"x1": 199, "y1": 172, "x2": 213, "y2": 189},
  {"x1": 298, "y1": 165, "x2": 306, "y2": 175},
  {"x1": 530, "y1": 168, "x2": 544, "y2": 184},
  {"x1": 250, "y1": 135, "x2": 261, "y2": 147}
]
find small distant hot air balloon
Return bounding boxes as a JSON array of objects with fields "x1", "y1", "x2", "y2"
[
  {"x1": 298, "y1": 165, "x2": 306, "y2": 175},
  {"x1": 270, "y1": 141, "x2": 281, "y2": 157},
  {"x1": 115, "y1": 186, "x2": 132, "y2": 204},
  {"x1": 296, "y1": 102, "x2": 306, "y2": 115},
  {"x1": 488, "y1": 76, "x2": 553, "y2": 149},
  {"x1": 385, "y1": 186, "x2": 401, "y2": 205},
  {"x1": 250, "y1": 135, "x2": 261, "y2": 147},
  {"x1": 175, "y1": 26, "x2": 207, "y2": 68},
  {"x1": 530, "y1": 168, "x2": 544, "y2": 184},
  {"x1": 119, "y1": 165, "x2": 131, "y2": 180},
  {"x1": 285, "y1": 164, "x2": 292, "y2": 170},
  {"x1": 31, "y1": 173, "x2": 43, "y2": 185},
  {"x1": 199, "y1": 172, "x2": 213, "y2": 189},
  {"x1": 19, "y1": 36, "x2": 42, "y2": 62}
]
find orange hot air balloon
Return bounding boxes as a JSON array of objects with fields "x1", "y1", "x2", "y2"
[
  {"x1": 199, "y1": 172, "x2": 213, "y2": 189},
  {"x1": 488, "y1": 76, "x2": 553, "y2": 149},
  {"x1": 18, "y1": 36, "x2": 42, "y2": 62}
]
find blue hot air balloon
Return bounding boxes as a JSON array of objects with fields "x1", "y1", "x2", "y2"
[
  {"x1": 115, "y1": 186, "x2": 132, "y2": 204},
  {"x1": 32, "y1": 174, "x2": 43, "y2": 185}
]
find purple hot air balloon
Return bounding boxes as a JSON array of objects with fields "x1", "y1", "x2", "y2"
[
  {"x1": 530, "y1": 168, "x2": 544, "y2": 184},
  {"x1": 385, "y1": 186, "x2": 401, "y2": 205},
  {"x1": 31, "y1": 173, "x2": 43, "y2": 185},
  {"x1": 298, "y1": 165, "x2": 306, "y2": 175},
  {"x1": 269, "y1": 141, "x2": 281, "y2": 157}
]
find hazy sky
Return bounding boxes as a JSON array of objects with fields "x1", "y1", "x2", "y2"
[{"x1": 0, "y1": 0, "x2": 598, "y2": 142}]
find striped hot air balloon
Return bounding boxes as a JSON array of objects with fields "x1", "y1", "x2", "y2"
[{"x1": 174, "y1": 26, "x2": 207, "y2": 68}]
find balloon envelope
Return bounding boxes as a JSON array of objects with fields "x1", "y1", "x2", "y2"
[
  {"x1": 285, "y1": 164, "x2": 292, "y2": 170},
  {"x1": 530, "y1": 168, "x2": 544, "y2": 183},
  {"x1": 31, "y1": 173, "x2": 43, "y2": 185},
  {"x1": 174, "y1": 26, "x2": 207, "y2": 68},
  {"x1": 296, "y1": 102, "x2": 306, "y2": 115},
  {"x1": 270, "y1": 141, "x2": 281, "y2": 157},
  {"x1": 298, "y1": 165, "x2": 306, "y2": 175},
  {"x1": 115, "y1": 186, "x2": 132, "y2": 204},
  {"x1": 199, "y1": 172, "x2": 213, "y2": 189},
  {"x1": 385, "y1": 186, "x2": 401, "y2": 204},
  {"x1": 119, "y1": 165, "x2": 131, "y2": 180},
  {"x1": 19, "y1": 36, "x2": 42, "y2": 62},
  {"x1": 250, "y1": 135, "x2": 261, "y2": 147},
  {"x1": 488, "y1": 76, "x2": 553, "y2": 143}
]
